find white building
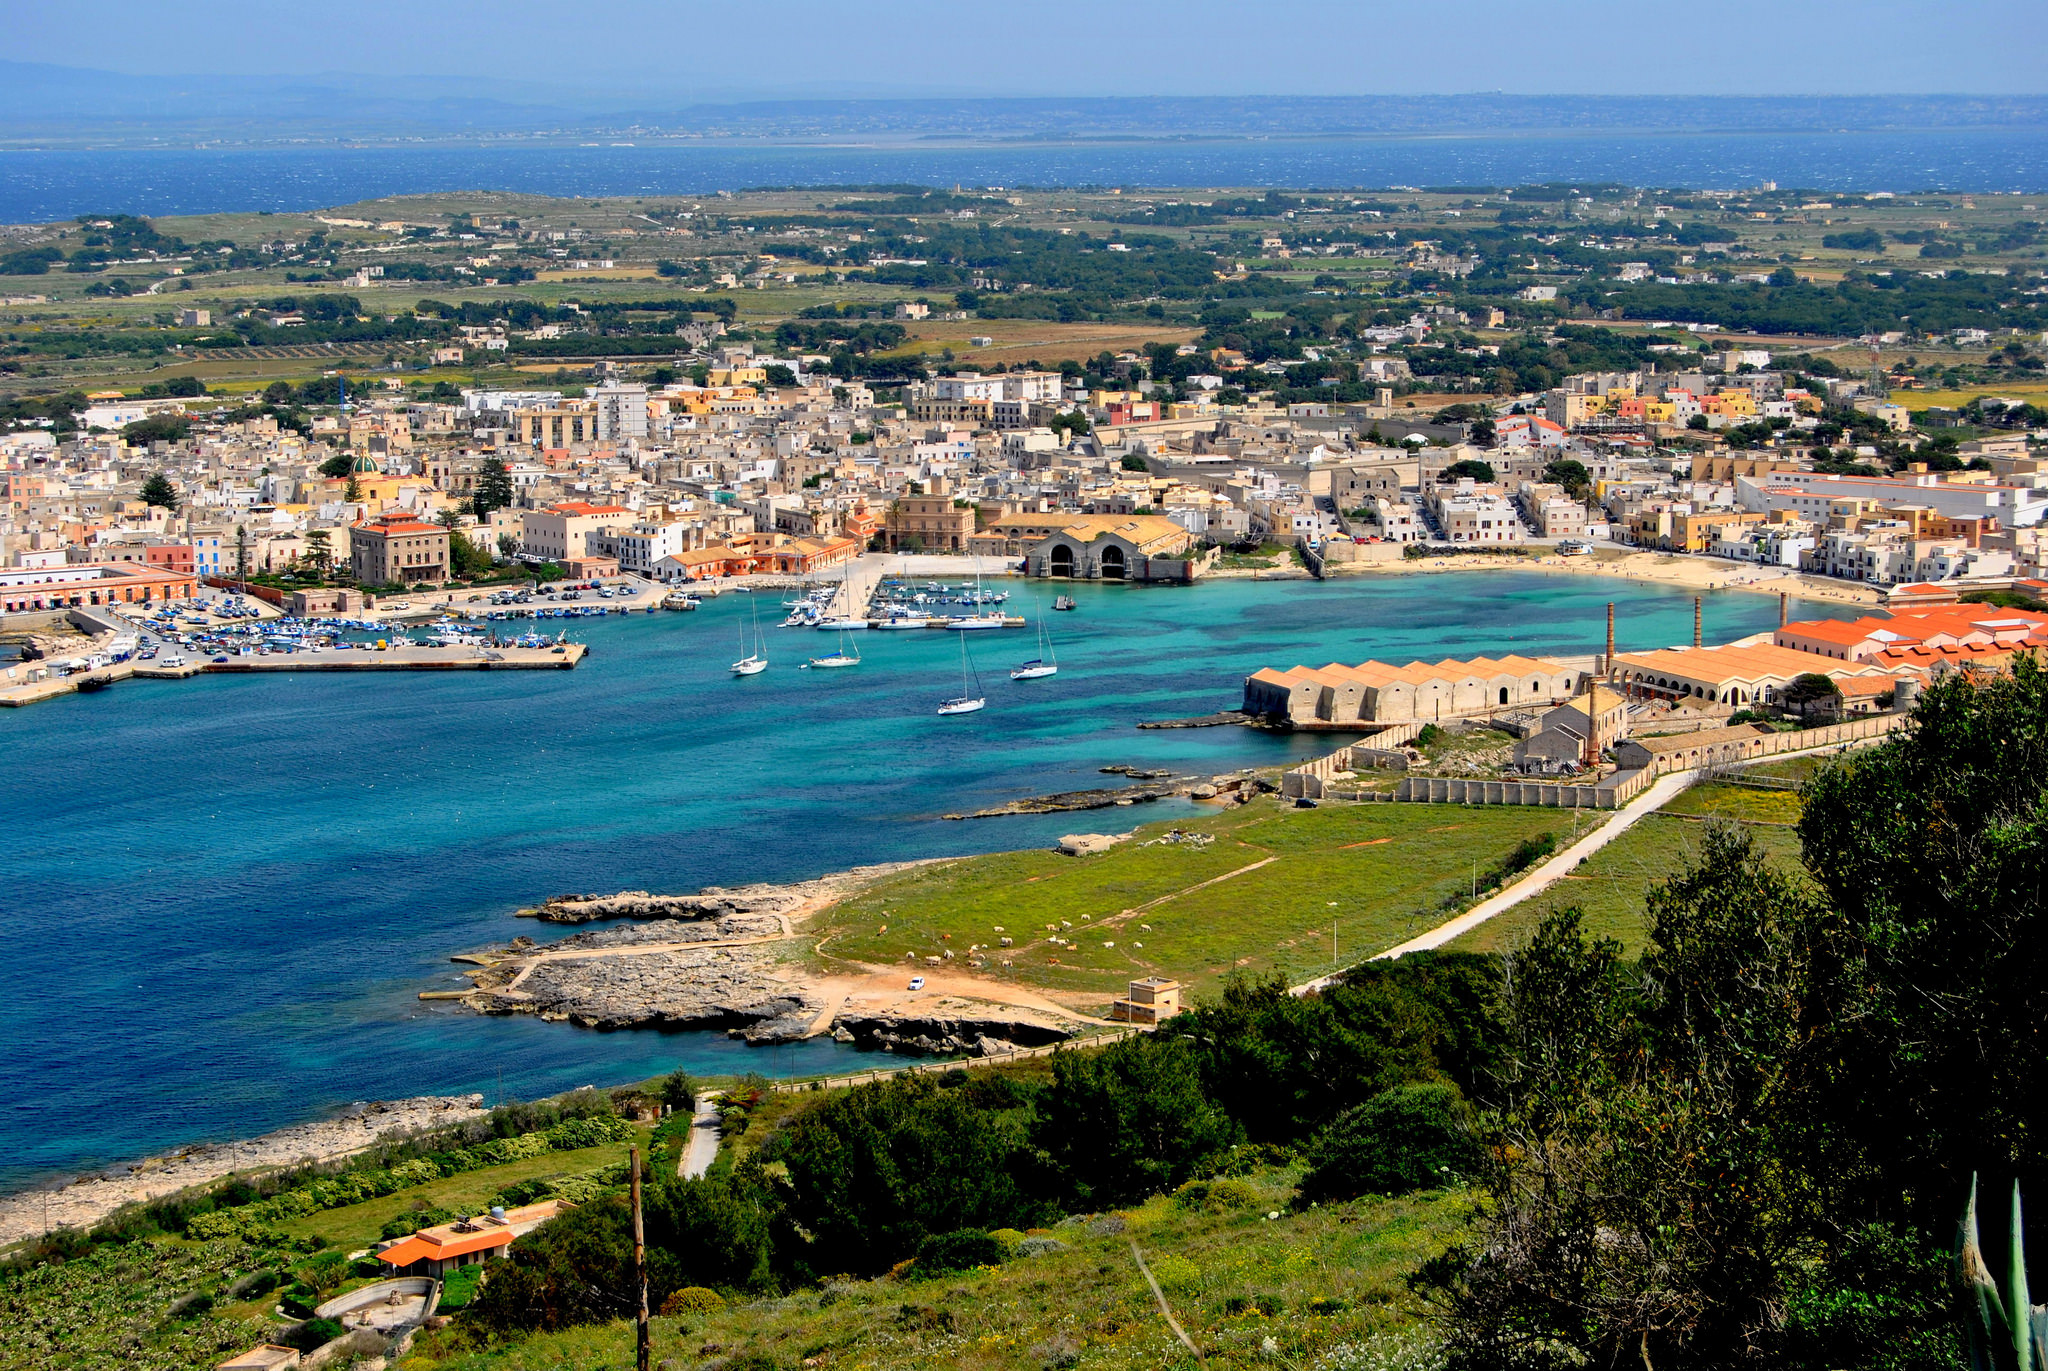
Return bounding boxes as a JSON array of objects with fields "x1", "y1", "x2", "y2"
[{"x1": 592, "y1": 384, "x2": 649, "y2": 442}]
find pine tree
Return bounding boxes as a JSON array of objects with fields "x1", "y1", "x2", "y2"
[{"x1": 139, "y1": 471, "x2": 179, "y2": 509}]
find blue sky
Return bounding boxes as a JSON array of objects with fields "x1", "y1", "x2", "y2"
[{"x1": 4, "y1": 0, "x2": 2044, "y2": 97}]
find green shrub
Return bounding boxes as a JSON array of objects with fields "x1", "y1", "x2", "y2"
[
  {"x1": 914, "y1": 1228, "x2": 1008, "y2": 1274},
  {"x1": 1297, "y1": 1084, "x2": 1478, "y2": 1203},
  {"x1": 283, "y1": 1316, "x2": 346, "y2": 1351},
  {"x1": 1172, "y1": 1177, "x2": 1262, "y2": 1213},
  {"x1": 661, "y1": 1285, "x2": 726, "y2": 1314}
]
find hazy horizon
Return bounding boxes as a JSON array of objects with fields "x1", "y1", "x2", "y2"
[{"x1": 4, "y1": 0, "x2": 2045, "y2": 100}]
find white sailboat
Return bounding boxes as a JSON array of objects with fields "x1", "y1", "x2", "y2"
[
  {"x1": 937, "y1": 632, "x2": 986, "y2": 715},
  {"x1": 805, "y1": 630, "x2": 862, "y2": 669},
  {"x1": 730, "y1": 601, "x2": 768, "y2": 675},
  {"x1": 1010, "y1": 604, "x2": 1058, "y2": 680}
]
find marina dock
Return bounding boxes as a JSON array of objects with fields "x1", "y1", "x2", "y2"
[{"x1": 1, "y1": 643, "x2": 584, "y2": 708}]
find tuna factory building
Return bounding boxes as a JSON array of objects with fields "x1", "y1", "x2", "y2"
[{"x1": 1242, "y1": 654, "x2": 1582, "y2": 726}]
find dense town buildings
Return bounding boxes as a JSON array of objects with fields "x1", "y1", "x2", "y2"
[{"x1": 4, "y1": 327, "x2": 2045, "y2": 626}]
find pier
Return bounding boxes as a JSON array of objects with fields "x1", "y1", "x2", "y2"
[{"x1": 1, "y1": 642, "x2": 584, "y2": 708}]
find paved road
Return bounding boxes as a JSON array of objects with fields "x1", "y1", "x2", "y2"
[
  {"x1": 678, "y1": 1094, "x2": 722, "y2": 1180},
  {"x1": 1289, "y1": 771, "x2": 1694, "y2": 994}
]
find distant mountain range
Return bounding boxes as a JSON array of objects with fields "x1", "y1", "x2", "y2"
[{"x1": 4, "y1": 62, "x2": 2045, "y2": 148}]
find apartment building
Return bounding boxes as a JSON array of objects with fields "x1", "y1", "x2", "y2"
[{"x1": 520, "y1": 502, "x2": 634, "y2": 562}]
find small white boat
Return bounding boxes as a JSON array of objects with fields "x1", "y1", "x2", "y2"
[
  {"x1": 806, "y1": 630, "x2": 862, "y2": 669},
  {"x1": 938, "y1": 634, "x2": 986, "y2": 715},
  {"x1": 815, "y1": 617, "x2": 867, "y2": 631},
  {"x1": 947, "y1": 614, "x2": 1005, "y2": 631},
  {"x1": 877, "y1": 616, "x2": 932, "y2": 630},
  {"x1": 731, "y1": 602, "x2": 768, "y2": 675}
]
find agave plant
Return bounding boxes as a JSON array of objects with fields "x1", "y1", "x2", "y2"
[{"x1": 1959, "y1": 1174, "x2": 2048, "y2": 1371}]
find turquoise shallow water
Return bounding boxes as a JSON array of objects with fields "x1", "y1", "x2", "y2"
[{"x1": 0, "y1": 573, "x2": 1846, "y2": 1191}]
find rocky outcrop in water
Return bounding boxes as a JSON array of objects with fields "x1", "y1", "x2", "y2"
[{"x1": 830, "y1": 1015, "x2": 1072, "y2": 1057}]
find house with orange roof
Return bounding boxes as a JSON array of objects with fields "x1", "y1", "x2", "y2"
[{"x1": 375, "y1": 1200, "x2": 570, "y2": 1278}]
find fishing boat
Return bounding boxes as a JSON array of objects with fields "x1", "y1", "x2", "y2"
[
  {"x1": 937, "y1": 633, "x2": 986, "y2": 715},
  {"x1": 730, "y1": 602, "x2": 768, "y2": 675},
  {"x1": 1010, "y1": 605, "x2": 1059, "y2": 680},
  {"x1": 805, "y1": 631, "x2": 862, "y2": 669},
  {"x1": 1053, "y1": 595, "x2": 1077, "y2": 611}
]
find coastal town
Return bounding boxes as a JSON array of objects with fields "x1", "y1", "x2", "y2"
[{"x1": 6, "y1": 177, "x2": 2048, "y2": 1371}]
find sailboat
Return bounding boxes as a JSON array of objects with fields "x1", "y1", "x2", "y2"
[
  {"x1": 730, "y1": 600, "x2": 768, "y2": 675},
  {"x1": 805, "y1": 629, "x2": 862, "y2": 669},
  {"x1": 1010, "y1": 604, "x2": 1058, "y2": 680},
  {"x1": 937, "y1": 633, "x2": 986, "y2": 715}
]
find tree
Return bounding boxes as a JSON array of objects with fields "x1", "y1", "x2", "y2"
[
  {"x1": 122, "y1": 415, "x2": 189, "y2": 444},
  {"x1": 472, "y1": 457, "x2": 514, "y2": 521},
  {"x1": 1033, "y1": 1036, "x2": 1239, "y2": 1209},
  {"x1": 1427, "y1": 832, "x2": 1826, "y2": 1370},
  {"x1": 762, "y1": 364, "x2": 796, "y2": 387},
  {"x1": 1120, "y1": 454, "x2": 1150, "y2": 472},
  {"x1": 263, "y1": 380, "x2": 295, "y2": 406},
  {"x1": 139, "y1": 471, "x2": 179, "y2": 510},
  {"x1": 233, "y1": 524, "x2": 250, "y2": 579},
  {"x1": 303, "y1": 528, "x2": 332, "y2": 575},
  {"x1": 1049, "y1": 410, "x2": 1092, "y2": 440},
  {"x1": 1796, "y1": 658, "x2": 2048, "y2": 1231},
  {"x1": 1441, "y1": 458, "x2": 1497, "y2": 483},
  {"x1": 1783, "y1": 671, "x2": 1843, "y2": 722},
  {"x1": 1468, "y1": 417, "x2": 1497, "y2": 445},
  {"x1": 318, "y1": 453, "x2": 355, "y2": 479},
  {"x1": 1541, "y1": 457, "x2": 1591, "y2": 495}
]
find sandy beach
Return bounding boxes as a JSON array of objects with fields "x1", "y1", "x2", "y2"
[{"x1": 1329, "y1": 549, "x2": 1885, "y2": 609}]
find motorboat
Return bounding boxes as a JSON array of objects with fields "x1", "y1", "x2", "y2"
[{"x1": 1053, "y1": 595, "x2": 1077, "y2": 611}]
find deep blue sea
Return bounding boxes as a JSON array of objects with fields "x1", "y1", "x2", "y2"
[
  {"x1": 3, "y1": 127, "x2": 2046, "y2": 223},
  {"x1": 0, "y1": 574, "x2": 1848, "y2": 1192}
]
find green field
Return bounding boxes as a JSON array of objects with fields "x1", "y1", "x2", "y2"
[
  {"x1": 403, "y1": 1173, "x2": 1466, "y2": 1371},
  {"x1": 811, "y1": 797, "x2": 1569, "y2": 1002},
  {"x1": 269, "y1": 1134, "x2": 647, "y2": 1253},
  {"x1": 1445, "y1": 782, "x2": 1811, "y2": 957}
]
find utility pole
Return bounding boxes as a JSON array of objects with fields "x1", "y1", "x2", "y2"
[{"x1": 631, "y1": 1147, "x2": 650, "y2": 1371}]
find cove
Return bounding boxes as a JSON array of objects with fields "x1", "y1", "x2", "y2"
[{"x1": 0, "y1": 572, "x2": 1849, "y2": 1192}]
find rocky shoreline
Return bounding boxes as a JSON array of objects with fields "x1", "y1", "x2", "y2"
[
  {"x1": 0, "y1": 1095, "x2": 486, "y2": 1247},
  {"x1": 446, "y1": 855, "x2": 1112, "y2": 1054},
  {"x1": 943, "y1": 769, "x2": 1266, "y2": 819}
]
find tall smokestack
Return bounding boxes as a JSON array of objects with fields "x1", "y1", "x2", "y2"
[
  {"x1": 1694, "y1": 596, "x2": 1702, "y2": 649},
  {"x1": 1605, "y1": 602, "x2": 1615, "y2": 678},
  {"x1": 1779, "y1": 590, "x2": 1788, "y2": 628}
]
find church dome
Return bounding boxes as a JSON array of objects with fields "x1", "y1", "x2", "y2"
[{"x1": 351, "y1": 451, "x2": 383, "y2": 475}]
